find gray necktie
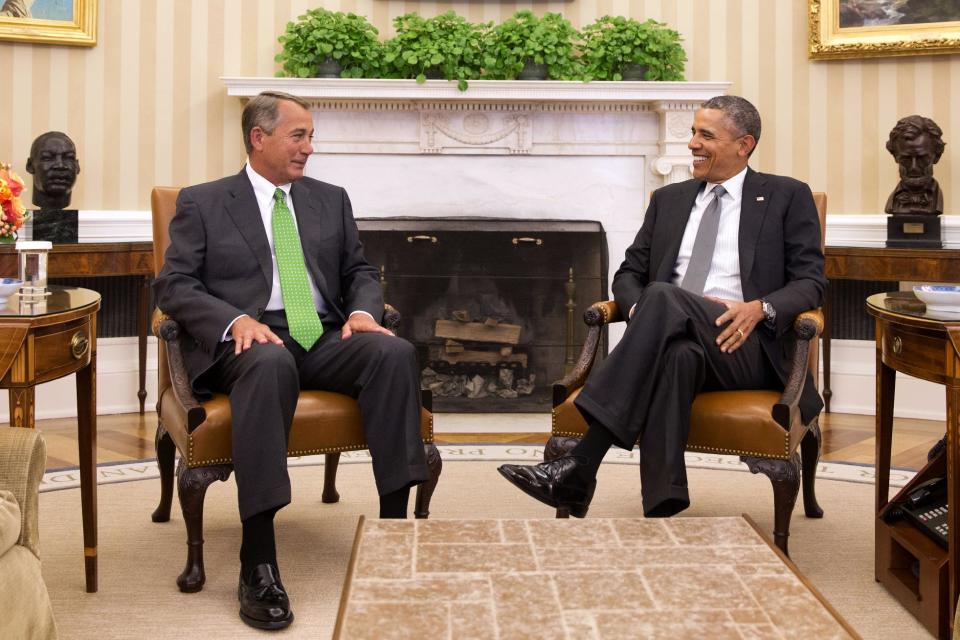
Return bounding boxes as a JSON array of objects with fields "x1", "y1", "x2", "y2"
[{"x1": 680, "y1": 184, "x2": 727, "y2": 295}]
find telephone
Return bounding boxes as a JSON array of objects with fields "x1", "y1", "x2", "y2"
[{"x1": 899, "y1": 476, "x2": 948, "y2": 548}]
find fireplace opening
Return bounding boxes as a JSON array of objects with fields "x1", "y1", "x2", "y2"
[{"x1": 358, "y1": 218, "x2": 607, "y2": 412}]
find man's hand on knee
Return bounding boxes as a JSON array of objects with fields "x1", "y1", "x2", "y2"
[
  {"x1": 341, "y1": 312, "x2": 394, "y2": 340},
  {"x1": 231, "y1": 315, "x2": 285, "y2": 355},
  {"x1": 708, "y1": 298, "x2": 764, "y2": 354}
]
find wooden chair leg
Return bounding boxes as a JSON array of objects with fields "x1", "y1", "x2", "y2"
[
  {"x1": 414, "y1": 444, "x2": 442, "y2": 519},
  {"x1": 176, "y1": 461, "x2": 232, "y2": 593},
  {"x1": 743, "y1": 454, "x2": 800, "y2": 556},
  {"x1": 151, "y1": 423, "x2": 176, "y2": 523},
  {"x1": 801, "y1": 420, "x2": 824, "y2": 518},
  {"x1": 322, "y1": 453, "x2": 341, "y2": 504}
]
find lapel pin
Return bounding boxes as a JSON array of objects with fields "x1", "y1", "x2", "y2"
[{"x1": 756, "y1": 196, "x2": 765, "y2": 202}]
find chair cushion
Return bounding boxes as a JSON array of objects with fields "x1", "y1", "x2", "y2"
[
  {"x1": 160, "y1": 389, "x2": 434, "y2": 467},
  {"x1": 552, "y1": 388, "x2": 792, "y2": 460}
]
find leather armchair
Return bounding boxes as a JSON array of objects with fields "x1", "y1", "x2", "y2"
[
  {"x1": 0, "y1": 427, "x2": 57, "y2": 639},
  {"x1": 548, "y1": 193, "x2": 827, "y2": 555},
  {"x1": 149, "y1": 187, "x2": 442, "y2": 593}
]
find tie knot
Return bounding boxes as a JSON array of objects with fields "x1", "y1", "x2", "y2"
[
  {"x1": 711, "y1": 185, "x2": 726, "y2": 199},
  {"x1": 273, "y1": 188, "x2": 286, "y2": 205}
]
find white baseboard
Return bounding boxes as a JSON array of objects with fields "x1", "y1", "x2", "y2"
[{"x1": 0, "y1": 336, "x2": 159, "y2": 422}]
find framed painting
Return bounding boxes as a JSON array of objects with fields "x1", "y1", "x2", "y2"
[
  {"x1": 809, "y1": 0, "x2": 960, "y2": 59},
  {"x1": 0, "y1": 0, "x2": 96, "y2": 46}
]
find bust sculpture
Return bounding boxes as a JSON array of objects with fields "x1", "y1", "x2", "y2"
[
  {"x1": 26, "y1": 131, "x2": 80, "y2": 211},
  {"x1": 884, "y1": 115, "x2": 945, "y2": 217}
]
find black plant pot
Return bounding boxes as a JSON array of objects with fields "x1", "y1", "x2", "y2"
[
  {"x1": 315, "y1": 57, "x2": 342, "y2": 78},
  {"x1": 518, "y1": 60, "x2": 548, "y2": 80},
  {"x1": 621, "y1": 63, "x2": 648, "y2": 81},
  {"x1": 620, "y1": 63, "x2": 647, "y2": 80}
]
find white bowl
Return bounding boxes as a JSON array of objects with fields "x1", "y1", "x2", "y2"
[
  {"x1": 0, "y1": 277, "x2": 22, "y2": 298},
  {"x1": 913, "y1": 284, "x2": 960, "y2": 311}
]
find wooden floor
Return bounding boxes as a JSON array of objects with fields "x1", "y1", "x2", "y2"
[{"x1": 20, "y1": 410, "x2": 945, "y2": 473}]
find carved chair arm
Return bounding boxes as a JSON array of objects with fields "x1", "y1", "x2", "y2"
[
  {"x1": 773, "y1": 308, "x2": 823, "y2": 432},
  {"x1": 584, "y1": 300, "x2": 623, "y2": 326},
  {"x1": 794, "y1": 309, "x2": 824, "y2": 338},
  {"x1": 383, "y1": 304, "x2": 400, "y2": 332},
  {"x1": 156, "y1": 315, "x2": 207, "y2": 432},
  {"x1": 552, "y1": 300, "x2": 623, "y2": 406}
]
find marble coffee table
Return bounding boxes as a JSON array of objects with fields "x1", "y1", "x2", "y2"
[{"x1": 333, "y1": 516, "x2": 858, "y2": 639}]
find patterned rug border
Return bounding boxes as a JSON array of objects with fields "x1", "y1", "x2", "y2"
[{"x1": 40, "y1": 445, "x2": 916, "y2": 493}]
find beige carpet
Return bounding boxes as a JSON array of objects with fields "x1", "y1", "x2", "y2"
[{"x1": 39, "y1": 457, "x2": 928, "y2": 639}]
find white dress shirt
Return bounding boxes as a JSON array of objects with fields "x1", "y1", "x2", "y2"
[{"x1": 671, "y1": 166, "x2": 748, "y2": 302}]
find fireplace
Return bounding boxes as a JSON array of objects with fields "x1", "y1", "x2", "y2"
[
  {"x1": 224, "y1": 77, "x2": 729, "y2": 384},
  {"x1": 359, "y1": 218, "x2": 606, "y2": 412}
]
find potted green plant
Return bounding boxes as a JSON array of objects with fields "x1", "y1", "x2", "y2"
[
  {"x1": 580, "y1": 16, "x2": 686, "y2": 81},
  {"x1": 275, "y1": 8, "x2": 382, "y2": 78},
  {"x1": 483, "y1": 11, "x2": 580, "y2": 80},
  {"x1": 381, "y1": 12, "x2": 487, "y2": 91}
]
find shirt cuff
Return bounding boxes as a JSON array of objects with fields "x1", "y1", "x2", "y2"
[
  {"x1": 222, "y1": 314, "x2": 247, "y2": 342},
  {"x1": 349, "y1": 310, "x2": 376, "y2": 322}
]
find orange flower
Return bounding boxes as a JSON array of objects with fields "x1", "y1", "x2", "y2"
[
  {"x1": 0, "y1": 167, "x2": 23, "y2": 198},
  {"x1": 0, "y1": 162, "x2": 28, "y2": 238}
]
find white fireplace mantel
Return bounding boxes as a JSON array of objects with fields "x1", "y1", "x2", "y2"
[{"x1": 224, "y1": 77, "x2": 730, "y2": 184}]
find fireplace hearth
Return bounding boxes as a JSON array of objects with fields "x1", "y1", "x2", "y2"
[{"x1": 358, "y1": 218, "x2": 607, "y2": 412}]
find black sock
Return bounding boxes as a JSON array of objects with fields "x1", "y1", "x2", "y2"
[
  {"x1": 379, "y1": 486, "x2": 411, "y2": 519},
  {"x1": 240, "y1": 506, "x2": 280, "y2": 580},
  {"x1": 570, "y1": 420, "x2": 616, "y2": 478}
]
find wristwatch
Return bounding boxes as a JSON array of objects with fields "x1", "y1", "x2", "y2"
[{"x1": 760, "y1": 299, "x2": 777, "y2": 326}]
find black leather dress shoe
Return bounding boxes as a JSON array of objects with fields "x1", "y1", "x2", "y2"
[
  {"x1": 498, "y1": 456, "x2": 596, "y2": 517},
  {"x1": 238, "y1": 563, "x2": 294, "y2": 630}
]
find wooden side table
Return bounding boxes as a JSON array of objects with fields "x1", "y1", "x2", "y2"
[
  {"x1": 824, "y1": 246, "x2": 960, "y2": 412},
  {"x1": 867, "y1": 291, "x2": 959, "y2": 638},
  {"x1": 1, "y1": 286, "x2": 101, "y2": 592},
  {"x1": 0, "y1": 242, "x2": 153, "y2": 413}
]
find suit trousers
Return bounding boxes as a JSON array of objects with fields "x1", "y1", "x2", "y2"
[
  {"x1": 203, "y1": 313, "x2": 430, "y2": 521},
  {"x1": 574, "y1": 282, "x2": 779, "y2": 514}
]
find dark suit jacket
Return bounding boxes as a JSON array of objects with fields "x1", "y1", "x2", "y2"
[
  {"x1": 153, "y1": 170, "x2": 383, "y2": 386},
  {"x1": 612, "y1": 168, "x2": 826, "y2": 422}
]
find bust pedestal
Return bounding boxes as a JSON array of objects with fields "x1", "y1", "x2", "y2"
[
  {"x1": 31, "y1": 209, "x2": 78, "y2": 244},
  {"x1": 886, "y1": 214, "x2": 941, "y2": 249}
]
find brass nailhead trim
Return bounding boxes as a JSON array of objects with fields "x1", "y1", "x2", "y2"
[
  {"x1": 185, "y1": 415, "x2": 437, "y2": 466},
  {"x1": 551, "y1": 427, "x2": 792, "y2": 459}
]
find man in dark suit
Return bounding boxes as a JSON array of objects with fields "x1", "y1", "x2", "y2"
[
  {"x1": 154, "y1": 91, "x2": 429, "y2": 630},
  {"x1": 499, "y1": 95, "x2": 825, "y2": 519}
]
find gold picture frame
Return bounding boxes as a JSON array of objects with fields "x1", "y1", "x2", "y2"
[
  {"x1": 809, "y1": 0, "x2": 960, "y2": 60},
  {"x1": 0, "y1": 0, "x2": 96, "y2": 47}
]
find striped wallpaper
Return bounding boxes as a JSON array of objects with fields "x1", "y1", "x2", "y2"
[{"x1": 0, "y1": 0, "x2": 957, "y2": 215}]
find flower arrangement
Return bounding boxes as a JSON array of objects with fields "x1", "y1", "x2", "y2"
[{"x1": 0, "y1": 163, "x2": 26, "y2": 243}]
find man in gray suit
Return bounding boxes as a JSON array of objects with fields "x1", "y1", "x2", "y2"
[
  {"x1": 154, "y1": 91, "x2": 429, "y2": 630},
  {"x1": 499, "y1": 95, "x2": 825, "y2": 520}
]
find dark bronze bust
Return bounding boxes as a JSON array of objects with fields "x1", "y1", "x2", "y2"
[
  {"x1": 884, "y1": 115, "x2": 945, "y2": 216},
  {"x1": 26, "y1": 131, "x2": 80, "y2": 211}
]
